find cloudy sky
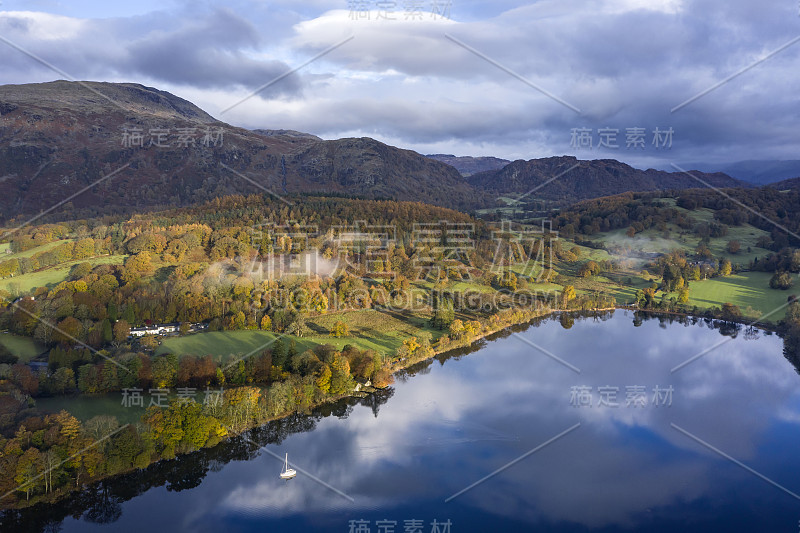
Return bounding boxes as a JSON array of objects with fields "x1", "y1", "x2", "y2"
[{"x1": 1, "y1": 0, "x2": 798, "y2": 168}]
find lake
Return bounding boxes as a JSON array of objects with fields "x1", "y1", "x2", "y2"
[{"x1": 5, "y1": 311, "x2": 800, "y2": 532}]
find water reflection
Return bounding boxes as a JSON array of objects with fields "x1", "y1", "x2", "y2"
[{"x1": 6, "y1": 311, "x2": 800, "y2": 532}]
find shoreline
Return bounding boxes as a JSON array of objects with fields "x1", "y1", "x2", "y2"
[{"x1": 3, "y1": 302, "x2": 785, "y2": 511}]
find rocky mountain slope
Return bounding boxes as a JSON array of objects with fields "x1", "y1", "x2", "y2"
[{"x1": 0, "y1": 81, "x2": 477, "y2": 221}]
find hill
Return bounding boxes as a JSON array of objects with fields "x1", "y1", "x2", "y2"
[
  {"x1": 769, "y1": 177, "x2": 800, "y2": 190},
  {"x1": 0, "y1": 81, "x2": 479, "y2": 221},
  {"x1": 467, "y1": 156, "x2": 746, "y2": 204}
]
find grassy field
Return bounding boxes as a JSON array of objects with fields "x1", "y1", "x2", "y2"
[
  {"x1": 0, "y1": 333, "x2": 46, "y2": 362},
  {"x1": 307, "y1": 308, "x2": 443, "y2": 354},
  {"x1": 584, "y1": 270, "x2": 793, "y2": 319},
  {"x1": 156, "y1": 309, "x2": 443, "y2": 360},
  {"x1": 155, "y1": 330, "x2": 316, "y2": 360},
  {"x1": 36, "y1": 394, "x2": 150, "y2": 425},
  {"x1": 0, "y1": 255, "x2": 127, "y2": 294},
  {"x1": 586, "y1": 207, "x2": 772, "y2": 267},
  {"x1": 0, "y1": 239, "x2": 74, "y2": 262},
  {"x1": 678, "y1": 272, "x2": 794, "y2": 318}
]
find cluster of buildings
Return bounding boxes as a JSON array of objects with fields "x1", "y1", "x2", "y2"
[{"x1": 129, "y1": 322, "x2": 208, "y2": 337}]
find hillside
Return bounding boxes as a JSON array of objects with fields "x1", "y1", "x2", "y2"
[
  {"x1": 769, "y1": 176, "x2": 800, "y2": 190},
  {"x1": 0, "y1": 81, "x2": 479, "y2": 221},
  {"x1": 467, "y1": 156, "x2": 746, "y2": 204}
]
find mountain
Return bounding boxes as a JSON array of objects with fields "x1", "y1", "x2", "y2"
[
  {"x1": 680, "y1": 160, "x2": 800, "y2": 185},
  {"x1": 467, "y1": 156, "x2": 747, "y2": 203},
  {"x1": 0, "y1": 81, "x2": 478, "y2": 221},
  {"x1": 426, "y1": 154, "x2": 511, "y2": 176},
  {"x1": 0, "y1": 80, "x2": 762, "y2": 223},
  {"x1": 289, "y1": 138, "x2": 477, "y2": 208}
]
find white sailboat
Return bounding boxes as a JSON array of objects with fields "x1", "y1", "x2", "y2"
[{"x1": 280, "y1": 453, "x2": 297, "y2": 480}]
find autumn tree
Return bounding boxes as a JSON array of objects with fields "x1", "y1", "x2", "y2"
[
  {"x1": 329, "y1": 353, "x2": 354, "y2": 395},
  {"x1": 678, "y1": 287, "x2": 690, "y2": 304},
  {"x1": 719, "y1": 259, "x2": 732, "y2": 277},
  {"x1": 330, "y1": 321, "x2": 350, "y2": 338},
  {"x1": 316, "y1": 364, "x2": 332, "y2": 393},
  {"x1": 55, "y1": 316, "x2": 84, "y2": 344},
  {"x1": 562, "y1": 285, "x2": 576, "y2": 305},
  {"x1": 113, "y1": 320, "x2": 130, "y2": 344}
]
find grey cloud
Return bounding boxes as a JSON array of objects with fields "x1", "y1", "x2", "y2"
[
  {"x1": 0, "y1": 8, "x2": 301, "y2": 94},
  {"x1": 2, "y1": 0, "x2": 798, "y2": 165},
  {"x1": 124, "y1": 9, "x2": 299, "y2": 93}
]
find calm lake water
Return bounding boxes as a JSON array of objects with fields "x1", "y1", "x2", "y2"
[{"x1": 6, "y1": 311, "x2": 800, "y2": 532}]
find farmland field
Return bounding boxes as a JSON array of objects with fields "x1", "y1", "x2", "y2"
[
  {"x1": 155, "y1": 309, "x2": 443, "y2": 360},
  {"x1": 679, "y1": 272, "x2": 794, "y2": 318}
]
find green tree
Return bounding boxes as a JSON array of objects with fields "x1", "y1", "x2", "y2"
[
  {"x1": 329, "y1": 353, "x2": 354, "y2": 394},
  {"x1": 77, "y1": 364, "x2": 100, "y2": 393},
  {"x1": 51, "y1": 367, "x2": 76, "y2": 394},
  {"x1": 431, "y1": 293, "x2": 454, "y2": 329},
  {"x1": 272, "y1": 338, "x2": 287, "y2": 369},
  {"x1": 152, "y1": 356, "x2": 176, "y2": 388},
  {"x1": 101, "y1": 319, "x2": 113, "y2": 344},
  {"x1": 720, "y1": 302, "x2": 742, "y2": 321},
  {"x1": 770, "y1": 271, "x2": 794, "y2": 290}
]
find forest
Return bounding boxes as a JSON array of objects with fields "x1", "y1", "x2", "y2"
[{"x1": 2, "y1": 187, "x2": 800, "y2": 510}]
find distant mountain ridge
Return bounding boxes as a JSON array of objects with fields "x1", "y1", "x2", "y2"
[
  {"x1": 467, "y1": 156, "x2": 746, "y2": 203},
  {"x1": 680, "y1": 159, "x2": 800, "y2": 185},
  {"x1": 426, "y1": 154, "x2": 511, "y2": 176}
]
